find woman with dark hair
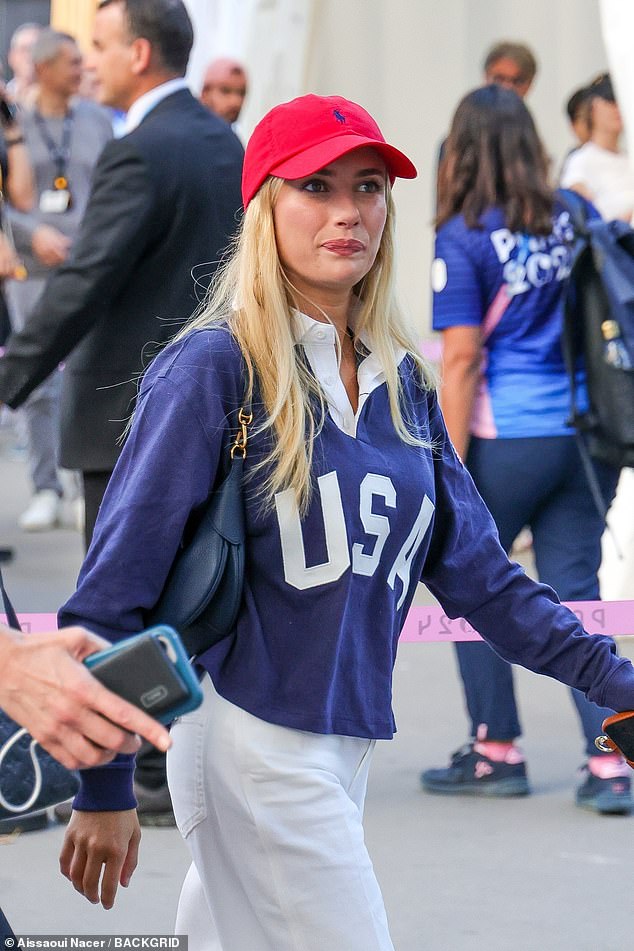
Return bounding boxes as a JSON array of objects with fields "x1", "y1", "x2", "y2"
[{"x1": 422, "y1": 84, "x2": 626, "y2": 814}]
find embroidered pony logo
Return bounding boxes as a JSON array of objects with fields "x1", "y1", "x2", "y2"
[{"x1": 333, "y1": 109, "x2": 346, "y2": 124}]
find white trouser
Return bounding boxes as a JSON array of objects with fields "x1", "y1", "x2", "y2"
[{"x1": 167, "y1": 677, "x2": 394, "y2": 951}]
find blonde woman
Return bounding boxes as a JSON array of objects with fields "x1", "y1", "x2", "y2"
[{"x1": 59, "y1": 95, "x2": 634, "y2": 950}]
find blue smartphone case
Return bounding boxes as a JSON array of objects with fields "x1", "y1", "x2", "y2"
[{"x1": 84, "y1": 625, "x2": 203, "y2": 724}]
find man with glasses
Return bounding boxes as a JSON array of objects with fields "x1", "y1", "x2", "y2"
[
  {"x1": 436, "y1": 40, "x2": 538, "y2": 194},
  {"x1": 482, "y1": 41, "x2": 538, "y2": 100}
]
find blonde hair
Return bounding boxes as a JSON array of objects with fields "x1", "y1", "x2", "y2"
[{"x1": 175, "y1": 176, "x2": 436, "y2": 512}]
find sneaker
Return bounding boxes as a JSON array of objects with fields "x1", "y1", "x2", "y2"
[
  {"x1": 420, "y1": 744, "x2": 531, "y2": 797},
  {"x1": 0, "y1": 809, "x2": 48, "y2": 834},
  {"x1": 58, "y1": 470, "x2": 85, "y2": 533},
  {"x1": 59, "y1": 495, "x2": 85, "y2": 533},
  {"x1": 18, "y1": 490, "x2": 60, "y2": 532},
  {"x1": 54, "y1": 783, "x2": 175, "y2": 828},
  {"x1": 576, "y1": 765, "x2": 632, "y2": 815}
]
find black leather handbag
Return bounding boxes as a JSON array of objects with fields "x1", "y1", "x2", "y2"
[
  {"x1": 146, "y1": 403, "x2": 252, "y2": 658},
  {"x1": 0, "y1": 569, "x2": 79, "y2": 821}
]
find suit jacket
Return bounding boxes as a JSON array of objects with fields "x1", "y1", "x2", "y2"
[{"x1": 0, "y1": 89, "x2": 244, "y2": 470}]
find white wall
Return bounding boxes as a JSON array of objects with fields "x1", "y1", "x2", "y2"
[
  {"x1": 300, "y1": 0, "x2": 609, "y2": 338},
  {"x1": 188, "y1": 0, "x2": 610, "y2": 338},
  {"x1": 184, "y1": 0, "x2": 258, "y2": 94}
]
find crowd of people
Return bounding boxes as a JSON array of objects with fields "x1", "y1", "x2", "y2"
[
  {"x1": 0, "y1": 4, "x2": 247, "y2": 838},
  {"x1": 0, "y1": 3, "x2": 633, "y2": 947}
]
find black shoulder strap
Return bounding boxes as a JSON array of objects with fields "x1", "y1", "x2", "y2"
[
  {"x1": 555, "y1": 190, "x2": 616, "y2": 529},
  {"x1": 556, "y1": 188, "x2": 590, "y2": 238},
  {"x1": 557, "y1": 188, "x2": 587, "y2": 403},
  {"x1": 0, "y1": 568, "x2": 21, "y2": 631}
]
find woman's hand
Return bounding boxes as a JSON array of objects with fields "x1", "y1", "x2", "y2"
[{"x1": 59, "y1": 809, "x2": 141, "y2": 909}]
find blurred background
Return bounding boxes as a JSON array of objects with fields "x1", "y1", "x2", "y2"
[{"x1": 0, "y1": 0, "x2": 613, "y2": 338}]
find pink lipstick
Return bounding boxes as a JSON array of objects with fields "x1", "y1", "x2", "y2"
[{"x1": 322, "y1": 239, "x2": 366, "y2": 255}]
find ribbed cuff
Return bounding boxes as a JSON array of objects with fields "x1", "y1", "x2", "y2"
[{"x1": 73, "y1": 754, "x2": 137, "y2": 811}]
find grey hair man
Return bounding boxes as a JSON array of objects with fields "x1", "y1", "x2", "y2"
[
  {"x1": 482, "y1": 40, "x2": 538, "y2": 99},
  {"x1": 5, "y1": 29, "x2": 113, "y2": 532}
]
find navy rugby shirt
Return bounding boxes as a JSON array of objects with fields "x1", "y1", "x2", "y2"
[{"x1": 61, "y1": 320, "x2": 634, "y2": 811}]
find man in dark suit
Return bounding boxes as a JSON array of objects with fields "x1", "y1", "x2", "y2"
[
  {"x1": 0, "y1": 0, "x2": 243, "y2": 543},
  {"x1": 0, "y1": 0, "x2": 244, "y2": 824}
]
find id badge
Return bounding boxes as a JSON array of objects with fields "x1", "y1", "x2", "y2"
[{"x1": 39, "y1": 188, "x2": 71, "y2": 213}]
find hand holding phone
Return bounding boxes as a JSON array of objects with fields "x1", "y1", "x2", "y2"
[{"x1": 85, "y1": 625, "x2": 203, "y2": 725}]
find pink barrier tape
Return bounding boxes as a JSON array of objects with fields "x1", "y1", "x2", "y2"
[
  {"x1": 419, "y1": 338, "x2": 442, "y2": 363},
  {"x1": 401, "y1": 601, "x2": 634, "y2": 641},
  {"x1": 3, "y1": 601, "x2": 634, "y2": 641},
  {"x1": 2, "y1": 613, "x2": 61, "y2": 633}
]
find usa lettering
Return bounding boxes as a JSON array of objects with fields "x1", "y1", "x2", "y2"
[{"x1": 275, "y1": 471, "x2": 434, "y2": 609}]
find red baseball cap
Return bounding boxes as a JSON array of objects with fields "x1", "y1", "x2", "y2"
[{"x1": 242, "y1": 94, "x2": 417, "y2": 208}]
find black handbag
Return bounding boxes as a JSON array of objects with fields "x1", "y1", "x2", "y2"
[
  {"x1": 146, "y1": 403, "x2": 252, "y2": 658},
  {"x1": 0, "y1": 569, "x2": 79, "y2": 821}
]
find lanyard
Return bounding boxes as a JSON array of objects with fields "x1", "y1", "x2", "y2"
[{"x1": 33, "y1": 109, "x2": 74, "y2": 184}]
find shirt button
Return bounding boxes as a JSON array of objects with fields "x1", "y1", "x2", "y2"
[
  {"x1": 324, "y1": 375, "x2": 335, "y2": 386},
  {"x1": 316, "y1": 330, "x2": 326, "y2": 340}
]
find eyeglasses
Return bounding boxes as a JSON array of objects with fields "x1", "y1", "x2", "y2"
[{"x1": 488, "y1": 72, "x2": 528, "y2": 90}]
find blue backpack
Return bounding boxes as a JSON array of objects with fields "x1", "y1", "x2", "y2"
[{"x1": 558, "y1": 189, "x2": 634, "y2": 483}]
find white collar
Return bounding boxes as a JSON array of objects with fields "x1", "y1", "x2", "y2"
[
  {"x1": 290, "y1": 308, "x2": 405, "y2": 362},
  {"x1": 291, "y1": 309, "x2": 406, "y2": 438},
  {"x1": 123, "y1": 78, "x2": 189, "y2": 134},
  {"x1": 292, "y1": 307, "x2": 362, "y2": 345}
]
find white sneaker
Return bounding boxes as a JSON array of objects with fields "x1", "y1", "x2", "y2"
[
  {"x1": 60, "y1": 495, "x2": 85, "y2": 533},
  {"x1": 58, "y1": 469, "x2": 84, "y2": 533},
  {"x1": 18, "y1": 490, "x2": 60, "y2": 532}
]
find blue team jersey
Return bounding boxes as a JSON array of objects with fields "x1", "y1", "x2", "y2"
[
  {"x1": 60, "y1": 326, "x2": 634, "y2": 811},
  {"x1": 431, "y1": 199, "x2": 596, "y2": 438}
]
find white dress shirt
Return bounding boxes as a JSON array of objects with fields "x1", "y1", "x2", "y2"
[
  {"x1": 291, "y1": 310, "x2": 405, "y2": 438},
  {"x1": 123, "y1": 78, "x2": 190, "y2": 134}
]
